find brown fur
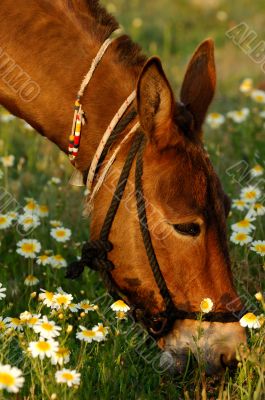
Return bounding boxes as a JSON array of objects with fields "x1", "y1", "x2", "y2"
[{"x1": 0, "y1": 1, "x2": 245, "y2": 367}]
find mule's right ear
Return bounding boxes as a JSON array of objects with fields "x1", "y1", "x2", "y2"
[{"x1": 180, "y1": 39, "x2": 216, "y2": 134}]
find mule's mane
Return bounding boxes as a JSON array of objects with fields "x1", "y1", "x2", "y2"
[{"x1": 59, "y1": 0, "x2": 147, "y2": 67}]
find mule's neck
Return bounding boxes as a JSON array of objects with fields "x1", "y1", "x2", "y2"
[{"x1": 0, "y1": 1, "x2": 144, "y2": 170}]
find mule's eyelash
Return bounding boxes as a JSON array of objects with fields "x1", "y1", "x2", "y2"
[{"x1": 173, "y1": 223, "x2": 201, "y2": 237}]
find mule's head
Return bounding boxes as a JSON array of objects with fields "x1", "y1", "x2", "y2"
[{"x1": 133, "y1": 39, "x2": 246, "y2": 374}]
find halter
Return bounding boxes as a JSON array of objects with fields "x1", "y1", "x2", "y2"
[{"x1": 66, "y1": 37, "x2": 245, "y2": 337}]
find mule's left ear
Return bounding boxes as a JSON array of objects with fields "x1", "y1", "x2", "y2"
[
  {"x1": 180, "y1": 39, "x2": 216, "y2": 133},
  {"x1": 137, "y1": 57, "x2": 177, "y2": 150}
]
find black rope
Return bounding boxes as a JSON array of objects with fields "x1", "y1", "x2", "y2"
[{"x1": 135, "y1": 140, "x2": 176, "y2": 315}]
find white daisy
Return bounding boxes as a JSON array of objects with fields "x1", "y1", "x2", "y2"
[
  {"x1": 55, "y1": 369, "x2": 80, "y2": 387},
  {"x1": 227, "y1": 108, "x2": 249, "y2": 123},
  {"x1": 69, "y1": 303, "x2": 80, "y2": 313},
  {"x1": 250, "y1": 164, "x2": 263, "y2": 178},
  {"x1": 250, "y1": 240, "x2": 265, "y2": 256},
  {"x1": 51, "y1": 347, "x2": 70, "y2": 366},
  {"x1": 232, "y1": 199, "x2": 248, "y2": 211},
  {"x1": 27, "y1": 314, "x2": 42, "y2": 327},
  {"x1": 18, "y1": 213, "x2": 40, "y2": 231},
  {"x1": 240, "y1": 186, "x2": 261, "y2": 203},
  {"x1": 51, "y1": 227, "x2": 71, "y2": 243},
  {"x1": 0, "y1": 364, "x2": 24, "y2": 393},
  {"x1": 0, "y1": 317, "x2": 7, "y2": 331},
  {"x1": 110, "y1": 300, "x2": 130, "y2": 312},
  {"x1": 240, "y1": 312, "x2": 261, "y2": 329},
  {"x1": 52, "y1": 288, "x2": 73, "y2": 310},
  {"x1": 28, "y1": 339, "x2": 59, "y2": 360},
  {"x1": 39, "y1": 289, "x2": 55, "y2": 307},
  {"x1": 7, "y1": 211, "x2": 18, "y2": 221},
  {"x1": 115, "y1": 311, "x2": 128, "y2": 320},
  {"x1": 24, "y1": 275, "x2": 39, "y2": 286},
  {"x1": 0, "y1": 283, "x2": 7, "y2": 300},
  {"x1": 50, "y1": 254, "x2": 67, "y2": 269},
  {"x1": 38, "y1": 205, "x2": 49, "y2": 217},
  {"x1": 50, "y1": 220, "x2": 63, "y2": 228},
  {"x1": 249, "y1": 203, "x2": 265, "y2": 217},
  {"x1": 230, "y1": 232, "x2": 253, "y2": 246},
  {"x1": 0, "y1": 155, "x2": 15, "y2": 167},
  {"x1": 231, "y1": 218, "x2": 255, "y2": 233},
  {"x1": 16, "y1": 239, "x2": 41, "y2": 259},
  {"x1": 0, "y1": 214, "x2": 13, "y2": 230},
  {"x1": 4, "y1": 317, "x2": 23, "y2": 332},
  {"x1": 19, "y1": 311, "x2": 32, "y2": 322},
  {"x1": 76, "y1": 325, "x2": 99, "y2": 343},
  {"x1": 33, "y1": 316, "x2": 61, "y2": 339},
  {"x1": 92, "y1": 323, "x2": 109, "y2": 341},
  {"x1": 200, "y1": 298, "x2": 214, "y2": 313},
  {"x1": 206, "y1": 112, "x2": 225, "y2": 129},
  {"x1": 37, "y1": 255, "x2": 51, "y2": 266},
  {"x1": 251, "y1": 89, "x2": 265, "y2": 104},
  {"x1": 79, "y1": 299, "x2": 98, "y2": 313},
  {"x1": 239, "y1": 78, "x2": 253, "y2": 93},
  {"x1": 23, "y1": 199, "x2": 39, "y2": 215}
]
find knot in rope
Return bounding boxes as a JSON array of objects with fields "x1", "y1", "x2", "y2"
[{"x1": 66, "y1": 240, "x2": 114, "y2": 279}]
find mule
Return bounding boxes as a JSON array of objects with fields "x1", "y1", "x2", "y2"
[{"x1": 0, "y1": 0, "x2": 246, "y2": 374}]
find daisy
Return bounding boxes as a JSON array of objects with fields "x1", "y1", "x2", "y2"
[
  {"x1": 4, "y1": 317, "x2": 23, "y2": 332},
  {"x1": 39, "y1": 289, "x2": 54, "y2": 307},
  {"x1": 50, "y1": 254, "x2": 67, "y2": 269},
  {"x1": 227, "y1": 108, "x2": 249, "y2": 123},
  {"x1": 51, "y1": 227, "x2": 71, "y2": 243},
  {"x1": 250, "y1": 240, "x2": 265, "y2": 256},
  {"x1": 18, "y1": 213, "x2": 40, "y2": 231},
  {"x1": 230, "y1": 232, "x2": 253, "y2": 246},
  {"x1": 24, "y1": 275, "x2": 39, "y2": 286},
  {"x1": 110, "y1": 299, "x2": 130, "y2": 312},
  {"x1": 0, "y1": 364, "x2": 24, "y2": 393},
  {"x1": 52, "y1": 289, "x2": 73, "y2": 310},
  {"x1": 239, "y1": 78, "x2": 253, "y2": 93},
  {"x1": 79, "y1": 299, "x2": 98, "y2": 313},
  {"x1": 28, "y1": 339, "x2": 59, "y2": 359},
  {"x1": 239, "y1": 312, "x2": 261, "y2": 329},
  {"x1": 37, "y1": 254, "x2": 51, "y2": 266},
  {"x1": 251, "y1": 203, "x2": 265, "y2": 217},
  {"x1": 55, "y1": 369, "x2": 80, "y2": 388},
  {"x1": 23, "y1": 199, "x2": 39, "y2": 215},
  {"x1": 251, "y1": 89, "x2": 265, "y2": 104},
  {"x1": 0, "y1": 283, "x2": 7, "y2": 300},
  {"x1": 17, "y1": 239, "x2": 41, "y2": 259},
  {"x1": 232, "y1": 199, "x2": 248, "y2": 211},
  {"x1": 231, "y1": 218, "x2": 255, "y2": 233},
  {"x1": 241, "y1": 186, "x2": 261, "y2": 203},
  {"x1": 50, "y1": 220, "x2": 62, "y2": 228},
  {"x1": 200, "y1": 298, "x2": 214, "y2": 313},
  {"x1": 7, "y1": 211, "x2": 18, "y2": 221},
  {"x1": 33, "y1": 316, "x2": 61, "y2": 339},
  {"x1": 92, "y1": 323, "x2": 109, "y2": 341},
  {"x1": 51, "y1": 347, "x2": 70, "y2": 366},
  {"x1": 38, "y1": 205, "x2": 49, "y2": 217},
  {"x1": 76, "y1": 326, "x2": 98, "y2": 343},
  {"x1": 0, "y1": 214, "x2": 12, "y2": 230},
  {"x1": 250, "y1": 164, "x2": 263, "y2": 178},
  {"x1": 0, "y1": 155, "x2": 15, "y2": 167},
  {"x1": 115, "y1": 311, "x2": 127, "y2": 320},
  {"x1": 27, "y1": 314, "x2": 42, "y2": 327},
  {"x1": 206, "y1": 112, "x2": 225, "y2": 129},
  {"x1": 69, "y1": 303, "x2": 80, "y2": 313},
  {"x1": 19, "y1": 311, "x2": 32, "y2": 322},
  {"x1": 0, "y1": 317, "x2": 7, "y2": 331}
]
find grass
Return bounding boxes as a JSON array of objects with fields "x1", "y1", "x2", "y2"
[{"x1": 0, "y1": 0, "x2": 264, "y2": 399}]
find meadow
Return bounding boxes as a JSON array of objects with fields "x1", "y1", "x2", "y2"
[{"x1": 0, "y1": 0, "x2": 264, "y2": 399}]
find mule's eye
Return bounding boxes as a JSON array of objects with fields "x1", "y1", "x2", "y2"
[{"x1": 173, "y1": 223, "x2": 200, "y2": 237}]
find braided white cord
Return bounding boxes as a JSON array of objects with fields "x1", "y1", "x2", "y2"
[
  {"x1": 78, "y1": 37, "x2": 115, "y2": 98},
  {"x1": 86, "y1": 121, "x2": 140, "y2": 214},
  {"x1": 86, "y1": 90, "x2": 136, "y2": 194}
]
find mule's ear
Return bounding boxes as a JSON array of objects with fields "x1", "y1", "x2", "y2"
[
  {"x1": 137, "y1": 57, "x2": 177, "y2": 150},
  {"x1": 180, "y1": 39, "x2": 216, "y2": 133}
]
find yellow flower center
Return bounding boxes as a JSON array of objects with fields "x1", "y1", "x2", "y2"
[
  {"x1": 28, "y1": 317, "x2": 38, "y2": 325},
  {"x1": 26, "y1": 202, "x2": 37, "y2": 210},
  {"x1": 53, "y1": 255, "x2": 63, "y2": 261},
  {"x1": 255, "y1": 95, "x2": 265, "y2": 102},
  {"x1": 57, "y1": 348, "x2": 69, "y2": 357},
  {"x1": 21, "y1": 243, "x2": 35, "y2": 253},
  {"x1": 235, "y1": 200, "x2": 245, "y2": 206},
  {"x1": 236, "y1": 233, "x2": 247, "y2": 240},
  {"x1": 62, "y1": 372, "x2": 73, "y2": 381},
  {"x1": 56, "y1": 295, "x2": 68, "y2": 304},
  {"x1": 41, "y1": 322, "x2": 53, "y2": 331},
  {"x1": 45, "y1": 292, "x2": 54, "y2": 301},
  {"x1": 11, "y1": 318, "x2": 22, "y2": 326},
  {"x1": 254, "y1": 244, "x2": 265, "y2": 253},
  {"x1": 237, "y1": 220, "x2": 250, "y2": 228},
  {"x1": 211, "y1": 113, "x2": 221, "y2": 119},
  {"x1": 0, "y1": 372, "x2": 15, "y2": 387},
  {"x1": 245, "y1": 191, "x2": 256, "y2": 199},
  {"x1": 39, "y1": 205, "x2": 48, "y2": 213},
  {"x1": 56, "y1": 230, "x2": 66, "y2": 237},
  {"x1": 243, "y1": 313, "x2": 257, "y2": 322},
  {"x1": 83, "y1": 330, "x2": 96, "y2": 338},
  {"x1": 0, "y1": 216, "x2": 7, "y2": 224},
  {"x1": 0, "y1": 321, "x2": 6, "y2": 330},
  {"x1": 36, "y1": 341, "x2": 51, "y2": 351}
]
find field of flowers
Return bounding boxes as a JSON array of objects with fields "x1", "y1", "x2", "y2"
[{"x1": 0, "y1": 1, "x2": 264, "y2": 399}]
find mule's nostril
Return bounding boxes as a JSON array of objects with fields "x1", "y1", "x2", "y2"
[{"x1": 220, "y1": 353, "x2": 238, "y2": 370}]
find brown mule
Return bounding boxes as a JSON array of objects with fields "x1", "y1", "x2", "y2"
[{"x1": 0, "y1": 0, "x2": 246, "y2": 374}]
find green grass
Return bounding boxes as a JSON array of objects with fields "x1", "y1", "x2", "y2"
[{"x1": 0, "y1": 1, "x2": 264, "y2": 399}]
